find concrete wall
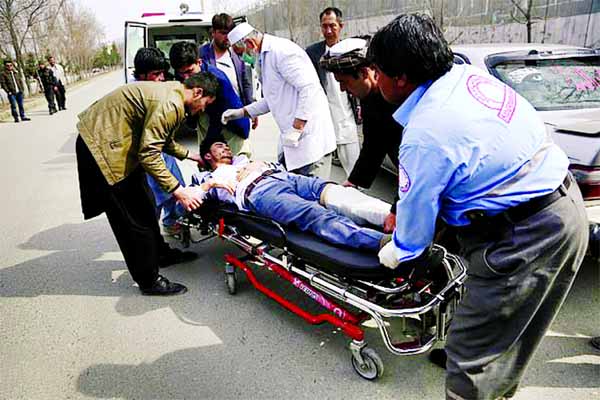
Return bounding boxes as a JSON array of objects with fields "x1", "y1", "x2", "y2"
[{"x1": 243, "y1": 0, "x2": 600, "y2": 48}]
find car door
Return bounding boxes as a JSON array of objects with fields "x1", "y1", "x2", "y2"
[{"x1": 124, "y1": 21, "x2": 147, "y2": 83}]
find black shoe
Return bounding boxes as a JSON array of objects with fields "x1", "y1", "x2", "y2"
[
  {"x1": 21, "y1": 117, "x2": 31, "y2": 121},
  {"x1": 50, "y1": 109, "x2": 57, "y2": 115},
  {"x1": 592, "y1": 336, "x2": 600, "y2": 350},
  {"x1": 428, "y1": 348, "x2": 447, "y2": 369},
  {"x1": 159, "y1": 247, "x2": 198, "y2": 268},
  {"x1": 139, "y1": 275, "x2": 187, "y2": 296},
  {"x1": 14, "y1": 118, "x2": 19, "y2": 123},
  {"x1": 60, "y1": 107, "x2": 66, "y2": 110}
]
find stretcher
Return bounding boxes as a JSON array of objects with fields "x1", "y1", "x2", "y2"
[{"x1": 179, "y1": 201, "x2": 466, "y2": 380}]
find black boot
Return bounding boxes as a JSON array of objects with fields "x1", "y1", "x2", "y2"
[
  {"x1": 428, "y1": 348, "x2": 447, "y2": 369},
  {"x1": 159, "y1": 247, "x2": 198, "y2": 268}
]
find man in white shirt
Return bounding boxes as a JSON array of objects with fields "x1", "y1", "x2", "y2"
[
  {"x1": 306, "y1": 7, "x2": 360, "y2": 177},
  {"x1": 48, "y1": 56, "x2": 66, "y2": 110},
  {"x1": 221, "y1": 23, "x2": 337, "y2": 179}
]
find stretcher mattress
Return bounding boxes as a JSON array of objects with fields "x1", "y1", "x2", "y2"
[{"x1": 198, "y1": 202, "x2": 403, "y2": 280}]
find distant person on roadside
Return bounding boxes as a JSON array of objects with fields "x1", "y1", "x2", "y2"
[
  {"x1": 0, "y1": 60, "x2": 31, "y2": 123},
  {"x1": 48, "y1": 56, "x2": 66, "y2": 110},
  {"x1": 75, "y1": 72, "x2": 219, "y2": 296},
  {"x1": 37, "y1": 60, "x2": 58, "y2": 115},
  {"x1": 133, "y1": 46, "x2": 190, "y2": 238},
  {"x1": 200, "y1": 13, "x2": 257, "y2": 130},
  {"x1": 306, "y1": 7, "x2": 360, "y2": 178},
  {"x1": 169, "y1": 41, "x2": 251, "y2": 157},
  {"x1": 223, "y1": 23, "x2": 336, "y2": 179}
]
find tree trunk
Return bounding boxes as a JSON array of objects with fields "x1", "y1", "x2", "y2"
[{"x1": 8, "y1": 24, "x2": 30, "y2": 96}]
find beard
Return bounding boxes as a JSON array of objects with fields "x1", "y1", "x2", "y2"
[{"x1": 214, "y1": 40, "x2": 230, "y2": 51}]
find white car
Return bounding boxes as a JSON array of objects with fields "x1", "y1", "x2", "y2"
[
  {"x1": 452, "y1": 44, "x2": 600, "y2": 256},
  {"x1": 451, "y1": 44, "x2": 600, "y2": 223}
]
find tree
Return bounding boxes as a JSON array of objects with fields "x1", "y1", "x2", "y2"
[
  {"x1": 53, "y1": 0, "x2": 104, "y2": 76},
  {"x1": 109, "y1": 42, "x2": 121, "y2": 66},
  {"x1": 509, "y1": 0, "x2": 540, "y2": 43},
  {"x1": 0, "y1": 0, "x2": 62, "y2": 93}
]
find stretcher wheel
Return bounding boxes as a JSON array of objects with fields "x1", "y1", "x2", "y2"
[
  {"x1": 225, "y1": 272, "x2": 237, "y2": 295},
  {"x1": 351, "y1": 347, "x2": 384, "y2": 380}
]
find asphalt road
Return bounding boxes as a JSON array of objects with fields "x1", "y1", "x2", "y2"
[{"x1": 1, "y1": 70, "x2": 598, "y2": 400}]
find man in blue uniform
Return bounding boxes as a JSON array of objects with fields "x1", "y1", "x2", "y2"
[{"x1": 368, "y1": 14, "x2": 589, "y2": 400}]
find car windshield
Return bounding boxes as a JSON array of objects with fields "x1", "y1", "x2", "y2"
[{"x1": 492, "y1": 56, "x2": 600, "y2": 111}]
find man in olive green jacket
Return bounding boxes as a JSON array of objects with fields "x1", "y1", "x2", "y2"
[{"x1": 76, "y1": 72, "x2": 218, "y2": 296}]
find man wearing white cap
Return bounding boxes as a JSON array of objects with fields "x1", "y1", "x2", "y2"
[
  {"x1": 306, "y1": 7, "x2": 360, "y2": 178},
  {"x1": 320, "y1": 37, "x2": 403, "y2": 234},
  {"x1": 222, "y1": 22, "x2": 337, "y2": 179}
]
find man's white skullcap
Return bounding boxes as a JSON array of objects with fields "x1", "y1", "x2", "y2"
[
  {"x1": 228, "y1": 22, "x2": 255, "y2": 45},
  {"x1": 329, "y1": 38, "x2": 368, "y2": 57}
]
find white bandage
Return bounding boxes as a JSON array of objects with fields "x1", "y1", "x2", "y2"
[
  {"x1": 282, "y1": 127, "x2": 303, "y2": 147},
  {"x1": 378, "y1": 241, "x2": 400, "y2": 269},
  {"x1": 321, "y1": 185, "x2": 390, "y2": 226},
  {"x1": 221, "y1": 108, "x2": 245, "y2": 125}
]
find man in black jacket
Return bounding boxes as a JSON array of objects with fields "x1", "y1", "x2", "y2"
[
  {"x1": 37, "y1": 61, "x2": 58, "y2": 115},
  {"x1": 0, "y1": 60, "x2": 31, "y2": 123},
  {"x1": 320, "y1": 37, "x2": 402, "y2": 232}
]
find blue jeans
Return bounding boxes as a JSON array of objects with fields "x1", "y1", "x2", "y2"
[
  {"x1": 247, "y1": 171, "x2": 384, "y2": 251},
  {"x1": 146, "y1": 154, "x2": 185, "y2": 227},
  {"x1": 7, "y1": 92, "x2": 26, "y2": 120}
]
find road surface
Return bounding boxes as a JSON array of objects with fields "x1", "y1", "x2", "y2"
[{"x1": 0, "y1": 70, "x2": 598, "y2": 400}]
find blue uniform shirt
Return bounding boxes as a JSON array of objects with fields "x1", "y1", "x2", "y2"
[
  {"x1": 391, "y1": 64, "x2": 569, "y2": 262},
  {"x1": 201, "y1": 63, "x2": 251, "y2": 139}
]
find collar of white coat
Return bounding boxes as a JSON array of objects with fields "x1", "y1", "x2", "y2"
[{"x1": 260, "y1": 34, "x2": 275, "y2": 55}]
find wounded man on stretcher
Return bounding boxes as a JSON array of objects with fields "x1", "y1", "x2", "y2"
[{"x1": 190, "y1": 137, "x2": 392, "y2": 252}]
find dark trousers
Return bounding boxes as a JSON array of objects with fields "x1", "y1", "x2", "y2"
[
  {"x1": 55, "y1": 81, "x2": 66, "y2": 109},
  {"x1": 43, "y1": 88, "x2": 57, "y2": 113},
  {"x1": 445, "y1": 177, "x2": 589, "y2": 400},
  {"x1": 7, "y1": 92, "x2": 26, "y2": 120},
  {"x1": 75, "y1": 135, "x2": 168, "y2": 288}
]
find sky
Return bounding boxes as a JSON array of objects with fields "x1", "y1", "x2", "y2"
[{"x1": 78, "y1": 0, "x2": 259, "y2": 43}]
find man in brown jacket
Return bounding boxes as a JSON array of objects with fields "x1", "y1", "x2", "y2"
[{"x1": 76, "y1": 72, "x2": 218, "y2": 296}]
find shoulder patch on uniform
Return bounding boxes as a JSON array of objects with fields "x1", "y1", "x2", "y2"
[
  {"x1": 398, "y1": 164, "x2": 411, "y2": 193},
  {"x1": 466, "y1": 74, "x2": 516, "y2": 124}
]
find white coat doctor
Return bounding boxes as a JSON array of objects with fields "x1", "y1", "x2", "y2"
[{"x1": 221, "y1": 23, "x2": 337, "y2": 179}]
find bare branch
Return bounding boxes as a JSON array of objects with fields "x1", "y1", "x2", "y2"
[
  {"x1": 510, "y1": 9, "x2": 525, "y2": 25},
  {"x1": 509, "y1": 0, "x2": 528, "y2": 19}
]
